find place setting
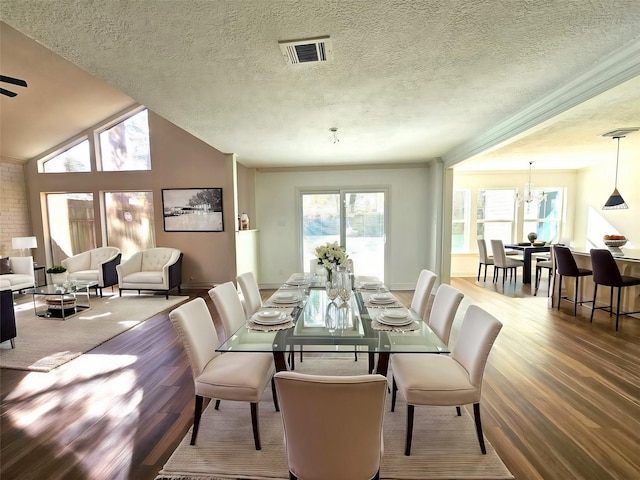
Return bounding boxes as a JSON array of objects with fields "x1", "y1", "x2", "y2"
[
  {"x1": 263, "y1": 290, "x2": 304, "y2": 308},
  {"x1": 247, "y1": 309, "x2": 294, "y2": 331},
  {"x1": 364, "y1": 291, "x2": 404, "y2": 309},
  {"x1": 370, "y1": 308, "x2": 420, "y2": 331}
]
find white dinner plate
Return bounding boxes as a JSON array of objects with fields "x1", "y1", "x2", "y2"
[
  {"x1": 360, "y1": 282, "x2": 381, "y2": 290},
  {"x1": 272, "y1": 293, "x2": 299, "y2": 304},
  {"x1": 256, "y1": 310, "x2": 280, "y2": 319},
  {"x1": 378, "y1": 312, "x2": 413, "y2": 326},
  {"x1": 370, "y1": 293, "x2": 394, "y2": 304},
  {"x1": 252, "y1": 312, "x2": 288, "y2": 325}
]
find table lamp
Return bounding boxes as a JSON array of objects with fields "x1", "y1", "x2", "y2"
[{"x1": 12, "y1": 236, "x2": 38, "y2": 257}]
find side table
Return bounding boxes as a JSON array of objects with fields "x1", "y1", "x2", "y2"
[{"x1": 33, "y1": 264, "x2": 47, "y2": 287}]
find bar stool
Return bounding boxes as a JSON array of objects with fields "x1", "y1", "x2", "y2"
[
  {"x1": 589, "y1": 249, "x2": 640, "y2": 331},
  {"x1": 554, "y1": 245, "x2": 592, "y2": 316},
  {"x1": 534, "y1": 256, "x2": 553, "y2": 296}
]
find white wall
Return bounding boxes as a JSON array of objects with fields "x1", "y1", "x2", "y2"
[
  {"x1": 254, "y1": 165, "x2": 438, "y2": 290},
  {"x1": 451, "y1": 169, "x2": 578, "y2": 277},
  {"x1": 575, "y1": 160, "x2": 640, "y2": 251}
]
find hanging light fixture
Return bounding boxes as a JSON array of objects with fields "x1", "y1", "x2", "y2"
[
  {"x1": 602, "y1": 135, "x2": 628, "y2": 210},
  {"x1": 516, "y1": 161, "x2": 546, "y2": 205},
  {"x1": 329, "y1": 127, "x2": 339, "y2": 144}
]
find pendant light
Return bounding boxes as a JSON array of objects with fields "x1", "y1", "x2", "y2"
[
  {"x1": 602, "y1": 135, "x2": 628, "y2": 210},
  {"x1": 516, "y1": 161, "x2": 546, "y2": 204}
]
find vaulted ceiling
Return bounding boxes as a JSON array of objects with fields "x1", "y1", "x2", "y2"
[{"x1": 1, "y1": 1, "x2": 639, "y2": 171}]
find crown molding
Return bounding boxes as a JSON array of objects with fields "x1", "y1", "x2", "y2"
[{"x1": 443, "y1": 38, "x2": 640, "y2": 168}]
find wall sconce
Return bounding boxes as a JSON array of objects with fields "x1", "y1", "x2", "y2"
[{"x1": 12, "y1": 236, "x2": 38, "y2": 257}]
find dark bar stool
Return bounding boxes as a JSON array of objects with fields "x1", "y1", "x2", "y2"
[
  {"x1": 589, "y1": 249, "x2": 640, "y2": 331},
  {"x1": 554, "y1": 246, "x2": 592, "y2": 315}
]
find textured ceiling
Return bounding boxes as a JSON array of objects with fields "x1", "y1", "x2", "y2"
[{"x1": 1, "y1": 1, "x2": 639, "y2": 170}]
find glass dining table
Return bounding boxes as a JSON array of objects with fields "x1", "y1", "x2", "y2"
[{"x1": 216, "y1": 281, "x2": 449, "y2": 375}]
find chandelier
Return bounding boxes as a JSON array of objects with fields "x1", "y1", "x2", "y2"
[{"x1": 516, "y1": 161, "x2": 546, "y2": 205}]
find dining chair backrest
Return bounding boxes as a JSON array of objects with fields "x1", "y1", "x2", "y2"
[
  {"x1": 208, "y1": 281, "x2": 247, "y2": 341},
  {"x1": 427, "y1": 284, "x2": 464, "y2": 345},
  {"x1": 169, "y1": 297, "x2": 221, "y2": 379},
  {"x1": 590, "y1": 248, "x2": 623, "y2": 286},
  {"x1": 477, "y1": 239, "x2": 491, "y2": 263},
  {"x1": 451, "y1": 305, "x2": 503, "y2": 388},
  {"x1": 411, "y1": 269, "x2": 438, "y2": 320},
  {"x1": 274, "y1": 371, "x2": 387, "y2": 480},
  {"x1": 237, "y1": 271, "x2": 262, "y2": 318},
  {"x1": 554, "y1": 245, "x2": 581, "y2": 276},
  {"x1": 489, "y1": 240, "x2": 508, "y2": 268}
]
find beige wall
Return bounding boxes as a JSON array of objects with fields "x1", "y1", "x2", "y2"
[
  {"x1": 0, "y1": 160, "x2": 32, "y2": 257},
  {"x1": 24, "y1": 111, "x2": 237, "y2": 287}
]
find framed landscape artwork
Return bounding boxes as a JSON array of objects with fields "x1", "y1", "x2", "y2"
[{"x1": 162, "y1": 188, "x2": 223, "y2": 232}]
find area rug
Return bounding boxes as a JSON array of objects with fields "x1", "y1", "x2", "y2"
[
  {"x1": 156, "y1": 358, "x2": 514, "y2": 480},
  {"x1": 0, "y1": 294, "x2": 188, "y2": 372}
]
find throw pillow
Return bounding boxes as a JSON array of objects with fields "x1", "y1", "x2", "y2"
[{"x1": 0, "y1": 257, "x2": 12, "y2": 274}]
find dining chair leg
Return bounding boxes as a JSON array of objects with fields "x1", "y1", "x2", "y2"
[
  {"x1": 477, "y1": 263, "x2": 482, "y2": 281},
  {"x1": 391, "y1": 377, "x2": 398, "y2": 412},
  {"x1": 251, "y1": 402, "x2": 261, "y2": 450},
  {"x1": 405, "y1": 404, "x2": 415, "y2": 456},
  {"x1": 473, "y1": 402, "x2": 487, "y2": 454},
  {"x1": 609, "y1": 287, "x2": 614, "y2": 317},
  {"x1": 534, "y1": 267, "x2": 541, "y2": 296},
  {"x1": 456, "y1": 406, "x2": 461, "y2": 416},
  {"x1": 190, "y1": 395, "x2": 204, "y2": 445},
  {"x1": 271, "y1": 377, "x2": 280, "y2": 412},
  {"x1": 484, "y1": 265, "x2": 489, "y2": 281},
  {"x1": 214, "y1": 399, "x2": 221, "y2": 410},
  {"x1": 289, "y1": 472, "x2": 297, "y2": 480}
]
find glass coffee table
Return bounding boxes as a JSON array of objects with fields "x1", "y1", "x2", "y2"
[{"x1": 25, "y1": 281, "x2": 98, "y2": 319}]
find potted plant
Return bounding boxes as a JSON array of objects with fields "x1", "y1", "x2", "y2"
[{"x1": 47, "y1": 265, "x2": 68, "y2": 285}]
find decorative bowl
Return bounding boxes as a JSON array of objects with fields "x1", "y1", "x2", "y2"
[{"x1": 604, "y1": 239, "x2": 627, "y2": 248}]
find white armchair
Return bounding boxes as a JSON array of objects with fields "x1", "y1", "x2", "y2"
[
  {"x1": 0, "y1": 256, "x2": 35, "y2": 292},
  {"x1": 61, "y1": 247, "x2": 121, "y2": 296},
  {"x1": 116, "y1": 247, "x2": 183, "y2": 299}
]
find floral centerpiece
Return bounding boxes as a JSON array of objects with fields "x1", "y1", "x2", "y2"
[{"x1": 315, "y1": 242, "x2": 348, "y2": 281}]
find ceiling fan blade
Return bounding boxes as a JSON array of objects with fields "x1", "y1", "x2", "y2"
[
  {"x1": 0, "y1": 75, "x2": 27, "y2": 88},
  {"x1": 0, "y1": 88, "x2": 18, "y2": 97}
]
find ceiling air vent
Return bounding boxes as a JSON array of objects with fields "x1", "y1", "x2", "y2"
[
  {"x1": 279, "y1": 36, "x2": 332, "y2": 65},
  {"x1": 601, "y1": 127, "x2": 639, "y2": 137}
]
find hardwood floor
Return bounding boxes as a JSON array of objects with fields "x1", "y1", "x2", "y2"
[{"x1": 1, "y1": 280, "x2": 639, "y2": 479}]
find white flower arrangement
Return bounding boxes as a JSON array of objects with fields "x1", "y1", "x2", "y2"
[{"x1": 315, "y1": 242, "x2": 348, "y2": 278}]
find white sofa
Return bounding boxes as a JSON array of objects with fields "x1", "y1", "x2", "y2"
[
  {"x1": 61, "y1": 246, "x2": 121, "y2": 297},
  {"x1": 0, "y1": 257, "x2": 35, "y2": 292},
  {"x1": 116, "y1": 247, "x2": 183, "y2": 299}
]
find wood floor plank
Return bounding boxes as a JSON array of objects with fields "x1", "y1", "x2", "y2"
[{"x1": 2, "y1": 280, "x2": 639, "y2": 480}]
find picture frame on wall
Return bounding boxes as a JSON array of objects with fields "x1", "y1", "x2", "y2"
[{"x1": 162, "y1": 188, "x2": 223, "y2": 232}]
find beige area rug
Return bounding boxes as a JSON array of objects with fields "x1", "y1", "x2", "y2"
[
  {"x1": 157, "y1": 358, "x2": 514, "y2": 480},
  {"x1": 0, "y1": 294, "x2": 188, "y2": 372}
]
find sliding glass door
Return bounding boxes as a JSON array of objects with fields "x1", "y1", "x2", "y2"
[{"x1": 301, "y1": 190, "x2": 386, "y2": 281}]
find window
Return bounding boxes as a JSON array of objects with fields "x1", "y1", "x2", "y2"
[
  {"x1": 452, "y1": 189, "x2": 469, "y2": 252},
  {"x1": 477, "y1": 189, "x2": 516, "y2": 243},
  {"x1": 104, "y1": 191, "x2": 155, "y2": 259},
  {"x1": 99, "y1": 109, "x2": 151, "y2": 171},
  {"x1": 46, "y1": 193, "x2": 96, "y2": 265},
  {"x1": 42, "y1": 140, "x2": 91, "y2": 173},
  {"x1": 522, "y1": 188, "x2": 562, "y2": 243}
]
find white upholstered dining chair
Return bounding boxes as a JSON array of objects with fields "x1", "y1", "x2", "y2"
[
  {"x1": 490, "y1": 239, "x2": 524, "y2": 284},
  {"x1": 275, "y1": 371, "x2": 387, "y2": 480},
  {"x1": 237, "y1": 271, "x2": 262, "y2": 318},
  {"x1": 168, "y1": 297, "x2": 278, "y2": 449},
  {"x1": 390, "y1": 305, "x2": 503, "y2": 455},
  {"x1": 426, "y1": 284, "x2": 464, "y2": 345},
  {"x1": 410, "y1": 269, "x2": 438, "y2": 321},
  {"x1": 476, "y1": 239, "x2": 494, "y2": 282}
]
